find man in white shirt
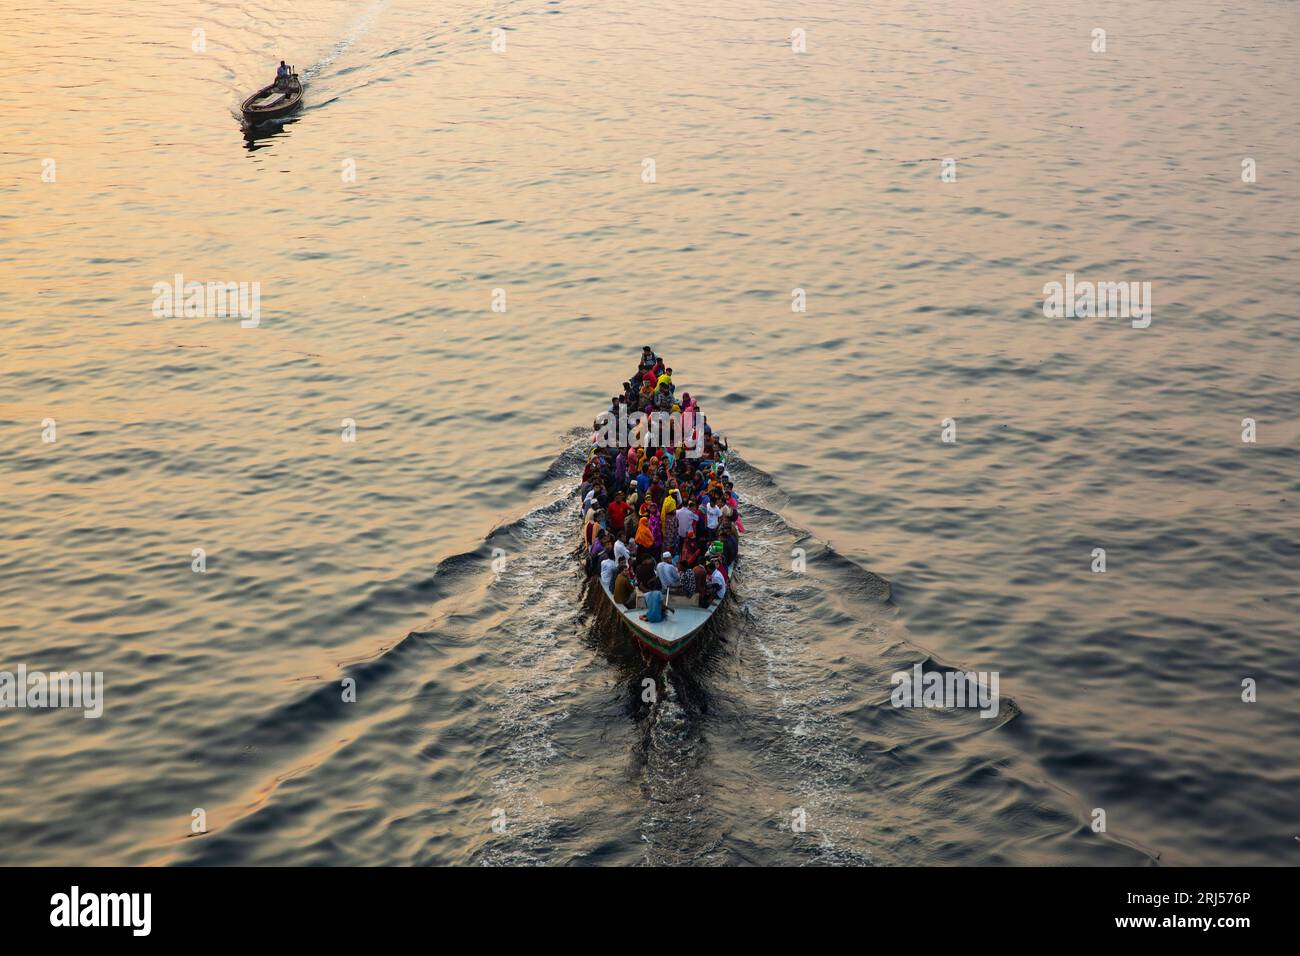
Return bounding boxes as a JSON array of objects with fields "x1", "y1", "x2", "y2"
[
  {"x1": 704, "y1": 500, "x2": 721, "y2": 535},
  {"x1": 656, "y1": 552, "x2": 682, "y2": 591},
  {"x1": 613, "y1": 535, "x2": 631, "y2": 564},
  {"x1": 600, "y1": 555, "x2": 619, "y2": 589},
  {"x1": 676, "y1": 503, "x2": 699, "y2": 538},
  {"x1": 708, "y1": 563, "x2": 727, "y2": 602}
]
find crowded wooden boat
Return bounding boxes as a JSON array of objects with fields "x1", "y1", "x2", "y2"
[
  {"x1": 578, "y1": 349, "x2": 741, "y2": 658},
  {"x1": 241, "y1": 62, "x2": 303, "y2": 123}
]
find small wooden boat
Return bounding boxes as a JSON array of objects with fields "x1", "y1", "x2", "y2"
[{"x1": 241, "y1": 68, "x2": 302, "y2": 124}]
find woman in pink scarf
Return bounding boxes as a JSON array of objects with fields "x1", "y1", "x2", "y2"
[{"x1": 727, "y1": 493, "x2": 746, "y2": 533}]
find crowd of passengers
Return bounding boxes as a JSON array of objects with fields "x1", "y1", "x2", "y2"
[{"x1": 579, "y1": 348, "x2": 743, "y2": 624}]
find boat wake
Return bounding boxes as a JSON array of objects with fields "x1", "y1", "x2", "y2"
[
  {"x1": 302, "y1": 0, "x2": 391, "y2": 81},
  {"x1": 157, "y1": 435, "x2": 1159, "y2": 866},
  {"x1": 471, "y1": 504, "x2": 585, "y2": 865}
]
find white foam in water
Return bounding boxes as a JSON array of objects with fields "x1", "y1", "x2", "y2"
[
  {"x1": 478, "y1": 509, "x2": 583, "y2": 864},
  {"x1": 733, "y1": 514, "x2": 876, "y2": 865}
]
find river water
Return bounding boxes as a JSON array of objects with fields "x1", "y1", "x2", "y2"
[{"x1": 1, "y1": 0, "x2": 1297, "y2": 865}]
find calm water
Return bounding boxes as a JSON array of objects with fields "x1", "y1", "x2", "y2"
[{"x1": 1, "y1": 0, "x2": 1298, "y2": 865}]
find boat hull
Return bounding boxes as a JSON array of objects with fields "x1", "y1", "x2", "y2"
[{"x1": 240, "y1": 77, "x2": 303, "y2": 123}]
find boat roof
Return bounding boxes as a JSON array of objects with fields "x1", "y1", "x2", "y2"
[{"x1": 598, "y1": 574, "x2": 726, "y2": 647}]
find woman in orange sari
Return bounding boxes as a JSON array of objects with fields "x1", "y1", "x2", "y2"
[{"x1": 634, "y1": 515, "x2": 655, "y2": 560}]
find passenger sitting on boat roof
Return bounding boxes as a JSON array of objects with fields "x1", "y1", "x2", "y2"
[
  {"x1": 707, "y1": 560, "x2": 727, "y2": 603},
  {"x1": 634, "y1": 580, "x2": 676, "y2": 624},
  {"x1": 622, "y1": 501, "x2": 638, "y2": 542},
  {"x1": 661, "y1": 494, "x2": 679, "y2": 551},
  {"x1": 607, "y1": 490, "x2": 630, "y2": 530},
  {"x1": 692, "y1": 563, "x2": 710, "y2": 607},
  {"x1": 676, "y1": 501, "x2": 699, "y2": 540},
  {"x1": 599, "y1": 551, "x2": 619, "y2": 589},
  {"x1": 701, "y1": 495, "x2": 721, "y2": 541},
  {"x1": 656, "y1": 552, "x2": 682, "y2": 591},
  {"x1": 592, "y1": 531, "x2": 614, "y2": 570},
  {"x1": 647, "y1": 507, "x2": 663, "y2": 552},
  {"x1": 634, "y1": 517, "x2": 655, "y2": 560},
  {"x1": 637, "y1": 587, "x2": 660, "y2": 624},
  {"x1": 719, "y1": 520, "x2": 739, "y2": 566},
  {"x1": 612, "y1": 531, "x2": 631, "y2": 564},
  {"x1": 584, "y1": 509, "x2": 604, "y2": 549},
  {"x1": 680, "y1": 530, "x2": 702, "y2": 568},
  {"x1": 612, "y1": 559, "x2": 636, "y2": 609},
  {"x1": 677, "y1": 556, "x2": 697, "y2": 600},
  {"x1": 634, "y1": 553, "x2": 658, "y2": 591}
]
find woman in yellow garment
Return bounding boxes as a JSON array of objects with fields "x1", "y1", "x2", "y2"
[
  {"x1": 661, "y1": 491, "x2": 679, "y2": 553},
  {"x1": 660, "y1": 489, "x2": 677, "y2": 524}
]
